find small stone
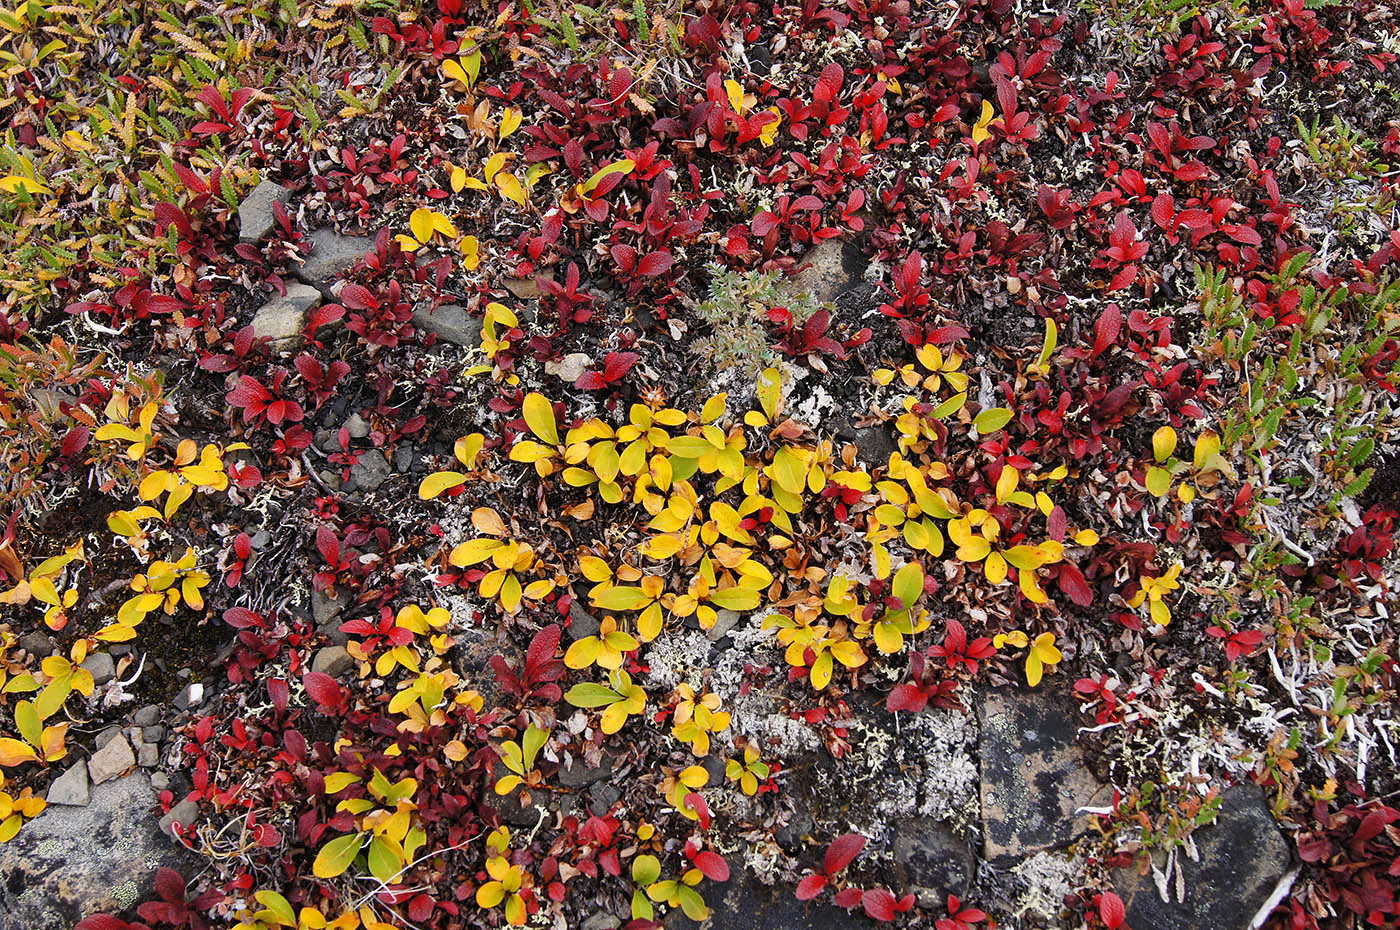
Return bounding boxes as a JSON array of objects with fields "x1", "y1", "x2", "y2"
[
  {"x1": 1113, "y1": 785, "x2": 1292, "y2": 930},
  {"x1": 143, "y1": 726, "x2": 165, "y2": 743},
  {"x1": 132, "y1": 705, "x2": 161, "y2": 728},
  {"x1": 159, "y1": 798, "x2": 200, "y2": 839},
  {"x1": 149, "y1": 772, "x2": 170, "y2": 792},
  {"x1": 568, "y1": 601, "x2": 601, "y2": 642},
  {"x1": 87, "y1": 735, "x2": 135, "y2": 785},
  {"x1": 344, "y1": 413, "x2": 370, "y2": 439},
  {"x1": 173, "y1": 682, "x2": 204, "y2": 712},
  {"x1": 978, "y1": 686, "x2": 1113, "y2": 862},
  {"x1": 312, "y1": 645, "x2": 355, "y2": 678},
  {"x1": 581, "y1": 914, "x2": 618, "y2": 930},
  {"x1": 294, "y1": 229, "x2": 374, "y2": 295},
  {"x1": 18, "y1": 630, "x2": 54, "y2": 658},
  {"x1": 250, "y1": 530, "x2": 271, "y2": 549},
  {"x1": 707, "y1": 609, "x2": 742, "y2": 642},
  {"x1": 348, "y1": 450, "x2": 391, "y2": 492},
  {"x1": 251, "y1": 283, "x2": 321, "y2": 350},
  {"x1": 775, "y1": 809, "x2": 814, "y2": 852},
  {"x1": 46, "y1": 761, "x2": 90, "y2": 807},
  {"x1": 238, "y1": 179, "x2": 291, "y2": 244},
  {"x1": 94, "y1": 726, "x2": 122, "y2": 750},
  {"x1": 318, "y1": 469, "x2": 343, "y2": 491},
  {"x1": 138, "y1": 744, "x2": 160, "y2": 768},
  {"x1": 702, "y1": 754, "x2": 727, "y2": 784},
  {"x1": 394, "y1": 444, "x2": 415, "y2": 474},
  {"x1": 893, "y1": 818, "x2": 975, "y2": 907},
  {"x1": 589, "y1": 784, "x2": 621, "y2": 816},
  {"x1": 312, "y1": 587, "x2": 348, "y2": 630},
  {"x1": 412, "y1": 303, "x2": 482, "y2": 346},
  {"x1": 503, "y1": 276, "x2": 543, "y2": 300},
  {"x1": 788, "y1": 238, "x2": 865, "y2": 304},
  {"x1": 80, "y1": 652, "x2": 115, "y2": 686},
  {"x1": 544, "y1": 353, "x2": 591, "y2": 383},
  {"x1": 557, "y1": 755, "x2": 613, "y2": 787}
]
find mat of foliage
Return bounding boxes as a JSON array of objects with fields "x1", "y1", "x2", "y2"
[{"x1": 0, "y1": 1, "x2": 1398, "y2": 929}]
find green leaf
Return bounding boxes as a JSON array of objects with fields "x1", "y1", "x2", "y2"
[
  {"x1": 367, "y1": 835, "x2": 400, "y2": 883},
  {"x1": 632, "y1": 853, "x2": 661, "y2": 886},
  {"x1": 771, "y1": 446, "x2": 806, "y2": 494},
  {"x1": 313, "y1": 832, "x2": 363, "y2": 878},
  {"x1": 1145, "y1": 466, "x2": 1172, "y2": 498},
  {"x1": 565, "y1": 683, "x2": 623, "y2": 708},
  {"x1": 666, "y1": 435, "x2": 713, "y2": 459},
  {"x1": 14, "y1": 700, "x2": 40, "y2": 749},
  {"x1": 929, "y1": 392, "x2": 966, "y2": 420},
  {"x1": 521, "y1": 723, "x2": 548, "y2": 771},
  {"x1": 973, "y1": 408, "x2": 1013, "y2": 434},
  {"x1": 253, "y1": 891, "x2": 296, "y2": 927},
  {"x1": 891, "y1": 561, "x2": 924, "y2": 608}
]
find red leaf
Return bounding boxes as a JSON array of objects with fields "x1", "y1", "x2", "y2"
[
  {"x1": 154, "y1": 868, "x2": 186, "y2": 904},
  {"x1": 338, "y1": 283, "x2": 376, "y2": 310},
  {"x1": 222, "y1": 607, "x2": 262, "y2": 629},
  {"x1": 834, "y1": 887, "x2": 863, "y2": 909},
  {"x1": 824, "y1": 833, "x2": 867, "y2": 875},
  {"x1": 603, "y1": 351, "x2": 639, "y2": 382},
  {"x1": 303, "y1": 672, "x2": 343, "y2": 709},
  {"x1": 1150, "y1": 192, "x2": 1175, "y2": 230},
  {"x1": 316, "y1": 525, "x2": 340, "y2": 566},
  {"x1": 60, "y1": 426, "x2": 90, "y2": 458},
  {"x1": 815, "y1": 62, "x2": 844, "y2": 101},
  {"x1": 526, "y1": 624, "x2": 561, "y2": 677},
  {"x1": 1099, "y1": 891, "x2": 1126, "y2": 929},
  {"x1": 637, "y1": 252, "x2": 673, "y2": 277},
  {"x1": 75, "y1": 918, "x2": 133, "y2": 930},
  {"x1": 408, "y1": 894, "x2": 434, "y2": 921},
  {"x1": 795, "y1": 874, "x2": 828, "y2": 901},
  {"x1": 1057, "y1": 563, "x2": 1094, "y2": 608},
  {"x1": 574, "y1": 371, "x2": 606, "y2": 390},
  {"x1": 862, "y1": 888, "x2": 897, "y2": 922},
  {"x1": 1093, "y1": 304, "x2": 1122, "y2": 358},
  {"x1": 692, "y1": 851, "x2": 730, "y2": 882},
  {"x1": 924, "y1": 324, "x2": 970, "y2": 345},
  {"x1": 886, "y1": 683, "x2": 928, "y2": 713}
]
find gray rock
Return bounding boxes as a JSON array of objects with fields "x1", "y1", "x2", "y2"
[
  {"x1": 349, "y1": 450, "x2": 391, "y2": 492},
  {"x1": 394, "y1": 444, "x2": 415, "y2": 474},
  {"x1": 312, "y1": 587, "x2": 348, "y2": 635},
  {"x1": 18, "y1": 630, "x2": 54, "y2": 658},
  {"x1": 788, "y1": 238, "x2": 865, "y2": 304},
  {"x1": 29, "y1": 388, "x2": 75, "y2": 422},
  {"x1": 46, "y1": 760, "x2": 90, "y2": 807},
  {"x1": 312, "y1": 645, "x2": 355, "y2": 678},
  {"x1": 238, "y1": 179, "x2": 291, "y2": 243},
  {"x1": 1113, "y1": 785, "x2": 1292, "y2": 930},
  {"x1": 557, "y1": 754, "x2": 613, "y2": 787},
  {"x1": 544, "y1": 352, "x2": 590, "y2": 383},
  {"x1": 138, "y1": 744, "x2": 160, "y2": 768},
  {"x1": 707, "y1": 609, "x2": 743, "y2": 642},
  {"x1": 149, "y1": 772, "x2": 169, "y2": 792},
  {"x1": 837, "y1": 420, "x2": 897, "y2": 470},
  {"x1": 159, "y1": 797, "x2": 200, "y2": 839},
  {"x1": 568, "y1": 601, "x2": 601, "y2": 642},
  {"x1": 775, "y1": 808, "x2": 814, "y2": 852},
  {"x1": 978, "y1": 686, "x2": 1113, "y2": 862},
  {"x1": 665, "y1": 867, "x2": 848, "y2": 930},
  {"x1": 503, "y1": 276, "x2": 543, "y2": 300},
  {"x1": 143, "y1": 726, "x2": 165, "y2": 743},
  {"x1": 893, "y1": 818, "x2": 975, "y2": 907},
  {"x1": 589, "y1": 783, "x2": 621, "y2": 816},
  {"x1": 483, "y1": 766, "x2": 549, "y2": 828},
  {"x1": 94, "y1": 726, "x2": 123, "y2": 750},
  {"x1": 0, "y1": 775, "x2": 196, "y2": 929},
  {"x1": 580, "y1": 914, "x2": 619, "y2": 930},
  {"x1": 132, "y1": 704, "x2": 161, "y2": 727},
  {"x1": 80, "y1": 651, "x2": 115, "y2": 686},
  {"x1": 173, "y1": 682, "x2": 204, "y2": 711},
  {"x1": 454, "y1": 626, "x2": 520, "y2": 707},
  {"x1": 344, "y1": 413, "x2": 370, "y2": 439},
  {"x1": 294, "y1": 229, "x2": 373, "y2": 294},
  {"x1": 413, "y1": 303, "x2": 481, "y2": 346},
  {"x1": 88, "y1": 734, "x2": 135, "y2": 785},
  {"x1": 251, "y1": 282, "x2": 321, "y2": 350}
]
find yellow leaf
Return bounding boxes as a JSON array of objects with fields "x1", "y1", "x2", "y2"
[
  {"x1": 419, "y1": 471, "x2": 467, "y2": 500},
  {"x1": 521, "y1": 393, "x2": 558, "y2": 444},
  {"x1": 499, "y1": 107, "x2": 523, "y2": 140},
  {"x1": 971, "y1": 99, "x2": 995, "y2": 145},
  {"x1": 410, "y1": 208, "x2": 435, "y2": 244},
  {"x1": 0, "y1": 738, "x2": 37, "y2": 766},
  {"x1": 1153, "y1": 426, "x2": 1178, "y2": 463},
  {"x1": 496, "y1": 172, "x2": 527, "y2": 207}
]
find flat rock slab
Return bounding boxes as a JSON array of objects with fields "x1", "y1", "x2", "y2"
[
  {"x1": 47, "y1": 759, "x2": 91, "y2": 806},
  {"x1": 294, "y1": 229, "x2": 374, "y2": 294},
  {"x1": 1113, "y1": 785, "x2": 1292, "y2": 930},
  {"x1": 978, "y1": 686, "x2": 1112, "y2": 862},
  {"x1": 252, "y1": 283, "x2": 320, "y2": 350},
  {"x1": 238, "y1": 179, "x2": 291, "y2": 243},
  {"x1": 412, "y1": 303, "x2": 481, "y2": 346},
  {"x1": 665, "y1": 868, "x2": 852, "y2": 930},
  {"x1": 787, "y1": 238, "x2": 866, "y2": 304},
  {"x1": 892, "y1": 817, "x2": 975, "y2": 907},
  {"x1": 0, "y1": 774, "x2": 194, "y2": 929}
]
